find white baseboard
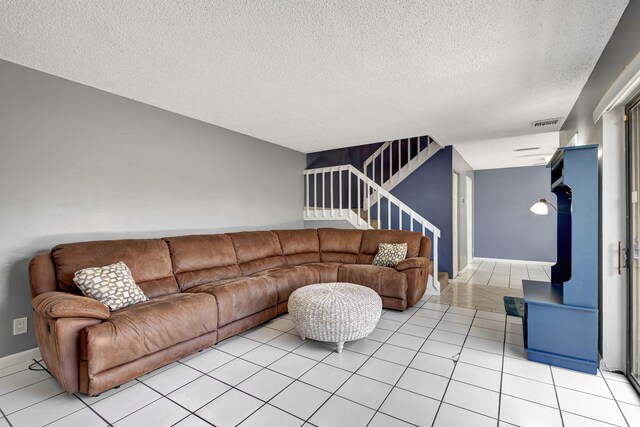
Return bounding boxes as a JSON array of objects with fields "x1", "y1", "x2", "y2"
[
  {"x1": 424, "y1": 274, "x2": 440, "y2": 296},
  {"x1": 0, "y1": 347, "x2": 41, "y2": 369},
  {"x1": 472, "y1": 257, "x2": 555, "y2": 266}
]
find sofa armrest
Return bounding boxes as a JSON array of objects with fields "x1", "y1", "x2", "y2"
[
  {"x1": 32, "y1": 292, "x2": 110, "y2": 320},
  {"x1": 395, "y1": 257, "x2": 428, "y2": 271}
]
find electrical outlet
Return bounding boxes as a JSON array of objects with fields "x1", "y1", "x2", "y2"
[{"x1": 13, "y1": 317, "x2": 27, "y2": 335}]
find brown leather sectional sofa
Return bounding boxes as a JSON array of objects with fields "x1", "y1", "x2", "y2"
[{"x1": 28, "y1": 228, "x2": 431, "y2": 396}]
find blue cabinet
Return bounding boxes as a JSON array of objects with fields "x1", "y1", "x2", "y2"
[{"x1": 523, "y1": 145, "x2": 599, "y2": 374}]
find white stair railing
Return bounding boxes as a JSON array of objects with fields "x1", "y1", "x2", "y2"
[
  {"x1": 363, "y1": 136, "x2": 441, "y2": 190},
  {"x1": 362, "y1": 137, "x2": 441, "y2": 209},
  {"x1": 303, "y1": 165, "x2": 441, "y2": 294}
]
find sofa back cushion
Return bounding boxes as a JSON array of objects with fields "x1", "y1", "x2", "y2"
[
  {"x1": 357, "y1": 229, "x2": 423, "y2": 264},
  {"x1": 318, "y1": 228, "x2": 364, "y2": 263},
  {"x1": 52, "y1": 239, "x2": 179, "y2": 298},
  {"x1": 227, "y1": 231, "x2": 286, "y2": 275},
  {"x1": 164, "y1": 234, "x2": 242, "y2": 291},
  {"x1": 273, "y1": 229, "x2": 320, "y2": 265}
]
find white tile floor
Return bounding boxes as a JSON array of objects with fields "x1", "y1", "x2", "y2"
[
  {"x1": 1, "y1": 295, "x2": 638, "y2": 426},
  {"x1": 451, "y1": 260, "x2": 553, "y2": 289}
]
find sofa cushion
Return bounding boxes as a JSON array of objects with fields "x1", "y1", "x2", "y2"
[
  {"x1": 82, "y1": 293, "x2": 217, "y2": 374},
  {"x1": 273, "y1": 229, "x2": 320, "y2": 265},
  {"x1": 252, "y1": 265, "x2": 320, "y2": 303},
  {"x1": 73, "y1": 262, "x2": 148, "y2": 311},
  {"x1": 227, "y1": 231, "x2": 286, "y2": 275},
  {"x1": 318, "y1": 228, "x2": 363, "y2": 263},
  {"x1": 372, "y1": 243, "x2": 408, "y2": 267},
  {"x1": 164, "y1": 234, "x2": 242, "y2": 291},
  {"x1": 357, "y1": 229, "x2": 423, "y2": 264},
  {"x1": 52, "y1": 239, "x2": 179, "y2": 298},
  {"x1": 303, "y1": 262, "x2": 341, "y2": 283},
  {"x1": 186, "y1": 276, "x2": 278, "y2": 327},
  {"x1": 338, "y1": 264, "x2": 408, "y2": 301}
]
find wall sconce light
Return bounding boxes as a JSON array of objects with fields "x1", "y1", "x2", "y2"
[{"x1": 530, "y1": 198, "x2": 557, "y2": 215}]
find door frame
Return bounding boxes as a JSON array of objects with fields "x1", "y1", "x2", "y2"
[
  {"x1": 626, "y1": 92, "x2": 640, "y2": 395},
  {"x1": 453, "y1": 172, "x2": 459, "y2": 278},
  {"x1": 466, "y1": 176, "x2": 473, "y2": 267}
]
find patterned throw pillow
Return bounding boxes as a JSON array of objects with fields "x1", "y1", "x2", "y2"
[
  {"x1": 73, "y1": 262, "x2": 148, "y2": 311},
  {"x1": 372, "y1": 243, "x2": 408, "y2": 267}
]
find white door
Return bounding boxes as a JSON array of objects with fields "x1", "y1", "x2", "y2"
[
  {"x1": 453, "y1": 173, "x2": 459, "y2": 278},
  {"x1": 466, "y1": 176, "x2": 473, "y2": 266}
]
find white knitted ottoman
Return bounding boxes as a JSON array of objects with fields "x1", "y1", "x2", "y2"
[{"x1": 288, "y1": 282, "x2": 382, "y2": 353}]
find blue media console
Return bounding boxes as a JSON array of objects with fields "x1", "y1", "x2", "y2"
[{"x1": 522, "y1": 145, "x2": 599, "y2": 374}]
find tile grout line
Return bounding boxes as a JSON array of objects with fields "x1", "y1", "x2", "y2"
[
  {"x1": 0, "y1": 375, "x2": 52, "y2": 398},
  {"x1": 559, "y1": 410, "x2": 625, "y2": 427},
  {"x1": 141, "y1": 327, "x2": 319, "y2": 424},
  {"x1": 0, "y1": 364, "x2": 69, "y2": 419},
  {"x1": 134, "y1": 378, "x2": 217, "y2": 427},
  {"x1": 601, "y1": 371, "x2": 633, "y2": 427},
  {"x1": 183, "y1": 328, "x2": 329, "y2": 425},
  {"x1": 69, "y1": 393, "x2": 114, "y2": 427},
  {"x1": 192, "y1": 323, "x2": 424, "y2": 421},
  {"x1": 239, "y1": 307, "x2": 422, "y2": 426},
  {"x1": 465, "y1": 261, "x2": 479, "y2": 285},
  {"x1": 0, "y1": 408, "x2": 13, "y2": 427},
  {"x1": 290, "y1": 302, "x2": 435, "y2": 426},
  {"x1": 235, "y1": 335, "x2": 344, "y2": 426},
  {"x1": 29, "y1": 358, "x2": 115, "y2": 427},
  {"x1": 428, "y1": 309, "x2": 483, "y2": 426},
  {"x1": 78, "y1": 328, "x2": 303, "y2": 426},
  {"x1": 266, "y1": 309, "x2": 614, "y2": 416},
  {"x1": 487, "y1": 260, "x2": 498, "y2": 287},
  {"x1": 359, "y1": 305, "x2": 455, "y2": 426},
  {"x1": 496, "y1": 308, "x2": 509, "y2": 425},
  {"x1": 6, "y1": 297, "x2": 635, "y2": 426},
  {"x1": 181, "y1": 318, "x2": 409, "y2": 425},
  {"x1": 548, "y1": 367, "x2": 565, "y2": 427},
  {"x1": 293, "y1": 301, "x2": 436, "y2": 427},
  {"x1": 0, "y1": 362, "x2": 41, "y2": 380},
  {"x1": 381, "y1": 319, "x2": 516, "y2": 424}
]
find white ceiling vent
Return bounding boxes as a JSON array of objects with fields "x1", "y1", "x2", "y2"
[
  {"x1": 531, "y1": 118, "x2": 562, "y2": 128},
  {"x1": 514, "y1": 147, "x2": 540, "y2": 152}
]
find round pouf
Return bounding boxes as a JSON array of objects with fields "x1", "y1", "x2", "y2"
[{"x1": 288, "y1": 282, "x2": 382, "y2": 353}]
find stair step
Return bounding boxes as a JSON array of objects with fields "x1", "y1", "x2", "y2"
[{"x1": 353, "y1": 209, "x2": 380, "y2": 229}]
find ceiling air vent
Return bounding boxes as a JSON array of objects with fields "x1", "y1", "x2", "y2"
[
  {"x1": 531, "y1": 118, "x2": 562, "y2": 128},
  {"x1": 514, "y1": 147, "x2": 540, "y2": 152}
]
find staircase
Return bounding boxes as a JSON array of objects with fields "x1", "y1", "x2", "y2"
[
  {"x1": 303, "y1": 137, "x2": 443, "y2": 295},
  {"x1": 363, "y1": 136, "x2": 441, "y2": 208}
]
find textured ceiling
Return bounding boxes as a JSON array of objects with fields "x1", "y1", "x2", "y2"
[
  {"x1": 0, "y1": 1, "x2": 628, "y2": 155},
  {"x1": 454, "y1": 132, "x2": 559, "y2": 170}
]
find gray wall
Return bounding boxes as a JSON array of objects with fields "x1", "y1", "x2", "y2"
[
  {"x1": 474, "y1": 166, "x2": 556, "y2": 262},
  {"x1": 0, "y1": 59, "x2": 305, "y2": 358},
  {"x1": 452, "y1": 149, "x2": 474, "y2": 270},
  {"x1": 560, "y1": 0, "x2": 640, "y2": 146}
]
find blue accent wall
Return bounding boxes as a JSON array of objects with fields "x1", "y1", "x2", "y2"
[
  {"x1": 390, "y1": 146, "x2": 454, "y2": 276},
  {"x1": 474, "y1": 166, "x2": 556, "y2": 262},
  {"x1": 307, "y1": 142, "x2": 384, "y2": 169},
  {"x1": 306, "y1": 140, "x2": 457, "y2": 276}
]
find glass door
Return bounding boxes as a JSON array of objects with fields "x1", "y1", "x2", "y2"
[{"x1": 628, "y1": 95, "x2": 640, "y2": 392}]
